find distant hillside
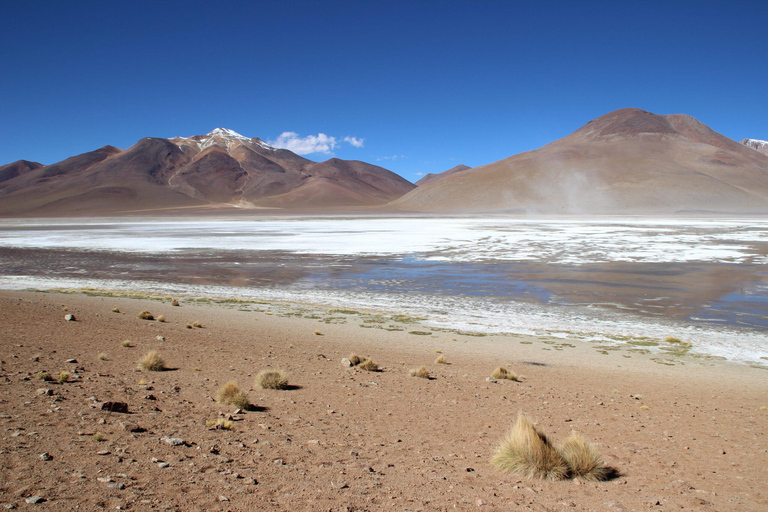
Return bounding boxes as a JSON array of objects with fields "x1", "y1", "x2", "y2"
[
  {"x1": 392, "y1": 108, "x2": 768, "y2": 214},
  {"x1": 415, "y1": 164, "x2": 471, "y2": 187}
]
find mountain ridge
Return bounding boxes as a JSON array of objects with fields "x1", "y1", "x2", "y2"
[{"x1": 0, "y1": 129, "x2": 415, "y2": 215}]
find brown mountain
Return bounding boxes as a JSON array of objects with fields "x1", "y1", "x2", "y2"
[
  {"x1": 392, "y1": 108, "x2": 768, "y2": 214},
  {"x1": 415, "y1": 164, "x2": 471, "y2": 187},
  {"x1": 0, "y1": 160, "x2": 44, "y2": 186},
  {"x1": 0, "y1": 128, "x2": 415, "y2": 215}
]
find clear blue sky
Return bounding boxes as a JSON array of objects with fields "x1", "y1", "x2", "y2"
[{"x1": 1, "y1": 0, "x2": 766, "y2": 183}]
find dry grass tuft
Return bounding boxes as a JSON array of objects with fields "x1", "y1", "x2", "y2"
[
  {"x1": 36, "y1": 371, "x2": 52, "y2": 381},
  {"x1": 216, "y1": 381, "x2": 250, "y2": 408},
  {"x1": 410, "y1": 366, "x2": 430, "y2": 379},
  {"x1": 664, "y1": 335, "x2": 691, "y2": 347},
  {"x1": 359, "y1": 358, "x2": 379, "y2": 371},
  {"x1": 171, "y1": 299, "x2": 180, "y2": 306},
  {"x1": 192, "y1": 321, "x2": 203, "y2": 328},
  {"x1": 138, "y1": 350, "x2": 165, "y2": 371},
  {"x1": 137, "y1": 310, "x2": 154, "y2": 320},
  {"x1": 558, "y1": 432, "x2": 607, "y2": 481},
  {"x1": 57, "y1": 371, "x2": 70, "y2": 383},
  {"x1": 435, "y1": 355, "x2": 447, "y2": 364},
  {"x1": 491, "y1": 367, "x2": 519, "y2": 381},
  {"x1": 348, "y1": 354, "x2": 363, "y2": 366},
  {"x1": 255, "y1": 369, "x2": 289, "y2": 390},
  {"x1": 491, "y1": 414, "x2": 569, "y2": 480},
  {"x1": 157, "y1": 315, "x2": 166, "y2": 323},
  {"x1": 98, "y1": 352, "x2": 107, "y2": 361},
  {"x1": 121, "y1": 340, "x2": 132, "y2": 348},
  {"x1": 314, "y1": 330, "x2": 323, "y2": 335},
  {"x1": 206, "y1": 417, "x2": 234, "y2": 430},
  {"x1": 111, "y1": 306, "x2": 120, "y2": 313},
  {"x1": 93, "y1": 432, "x2": 105, "y2": 442},
  {"x1": 138, "y1": 379, "x2": 149, "y2": 386}
]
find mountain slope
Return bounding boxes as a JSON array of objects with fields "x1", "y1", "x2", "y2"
[
  {"x1": 0, "y1": 129, "x2": 415, "y2": 215},
  {"x1": 415, "y1": 164, "x2": 471, "y2": 187},
  {"x1": 392, "y1": 108, "x2": 768, "y2": 214}
]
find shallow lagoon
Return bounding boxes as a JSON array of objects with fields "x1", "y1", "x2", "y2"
[{"x1": 1, "y1": 216, "x2": 767, "y2": 363}]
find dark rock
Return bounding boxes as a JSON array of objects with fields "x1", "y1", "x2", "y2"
[{"x1": 94, "y1": 401, "x2": 129, "y2": 413}]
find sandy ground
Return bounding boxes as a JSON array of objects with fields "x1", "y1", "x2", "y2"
[{"x1": 1, "y1": 289, "x2": 767, "y2": 511}]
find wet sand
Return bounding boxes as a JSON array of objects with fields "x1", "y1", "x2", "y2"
[{"x1": 1, "y1": 289, "x2": 767, "y2": 510}]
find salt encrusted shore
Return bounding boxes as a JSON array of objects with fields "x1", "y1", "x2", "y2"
[{"x1": 1, "y1": 289, "x2": 766, "y2": 511}]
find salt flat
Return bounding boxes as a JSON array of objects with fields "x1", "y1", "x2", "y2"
[{"x1": 1, "y1": 216, "x2": 767, "y2": 363}]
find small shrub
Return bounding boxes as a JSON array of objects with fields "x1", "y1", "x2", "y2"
[
  {"x1": 491, "y1": 367, "x2": 519, "y2": 381},
  {"x1": 138, "y1": 351, "x2": 165, "y2": 371},
  {"x1": 216, "y1": 381, "x2": 250, "y2": 408},
  {"x1": 206, "y1": 417, "x2": 234, "y2": 430},
  {"x1": 171, "y1": 299, "x2": 180, "y2": 306},
  {"x1": 348, "y1": 354, "x2": 363, "y2": 366},
  {"x1": 255, "y1": 369, "x2": 289, "y2": 390},
  {"x1": 36, "y1": 371, "x2": 52, "y2": 381},
  {"x1": 435, "y1": 355, "x2": 447, "y2": 364},
  {"x1": 490, "y1": 414, "x2": 568, "y2": 480},
  {"x1": 121, "y1": 340, "x2": 132, "y2": 348},
  {"x1": 98, "y1": 353, "x2": 107, "y2": 361},
  {"x1": 359, "y1": 358, "x2": 379, "y2": 371},
  {"x1": 558, "y1": 432, "x2": 607, "y2": 481},
  {"x1": 137, "y1": 310, "x2": 154, "y2": 320},
  {"x1": 435, "y1": 349, "x2": 442, "y2": 354},
  {"x1": 157, "y1": 315, "x2": 166, "y2": 323},
  {"x1": 410, "y1": 366, "x2": 429, "y2": 379},
  {"x1": 664, "y1": 336, "x2": 691, "y2": 347},
  {"x1": 93, "y1": 432, "x2": 105, "y2": 442},
  {"x1": 57, "y1": 371, "x2": 70, "y2": 383}
]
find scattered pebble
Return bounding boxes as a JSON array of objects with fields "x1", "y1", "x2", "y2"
[
  {"x1": 25, "y1": 497, "x2": 45, "y2": 504},
  {"x1": 39, "y1": 453, "x2": 52, "y2": 461},
  {"x1": 64, "y1": 314, "x2": 75, "y2": 321},
  {"x1": 36, "y1": 389, "x2": 52, "y2": 396},
  {"x1": 161, "y1": 436, "x2": 185, "y2": 446},
  {"x1": 65, "y1": 359, "x2": 77, "y2": 363}
]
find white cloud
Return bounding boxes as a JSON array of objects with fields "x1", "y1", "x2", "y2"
[
  {"x1": 343, "y1": 136, "x2": 364, "y2": 148},
  {"x1": 269, "y1": 132, "x2": 337, "y2": 155},
  {"x1": 375, "y1": 154, "x2": 407, "y2": 161}
]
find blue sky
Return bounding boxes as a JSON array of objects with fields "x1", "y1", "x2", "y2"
[{"x1": 1, "y1": 0, "x2": 766, "y2": 183}]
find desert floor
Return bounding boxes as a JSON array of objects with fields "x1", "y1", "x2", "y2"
[{"x1": 1, "y1": 289, "x2": 766, "y2": 511}]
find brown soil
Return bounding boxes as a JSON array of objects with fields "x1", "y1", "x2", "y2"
[{"x1": 1, "y1": 290, "x2": 766, "y2": 511}]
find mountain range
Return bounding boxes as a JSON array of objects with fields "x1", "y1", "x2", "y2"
[
  {"x1": 1, "y1": 109, "x2": 767, "y2": 216},
  {"x1": 0, "y1": 128, "x2": 414, "y2": 215}
]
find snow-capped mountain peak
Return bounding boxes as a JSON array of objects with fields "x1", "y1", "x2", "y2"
[
  {"x1": 171, "y1": 128, "x2": 275, "y2": 152},
  {"x1": 206, "y1": 127, "x2": 250, "y2": 140},
  {"x1": 740, "y1": 138, "x2": 768, "y2": 157}
]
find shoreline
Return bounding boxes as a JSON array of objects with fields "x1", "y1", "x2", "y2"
[{"x1": 3, "y1": 276, "x2": 767, "y2": 367}]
